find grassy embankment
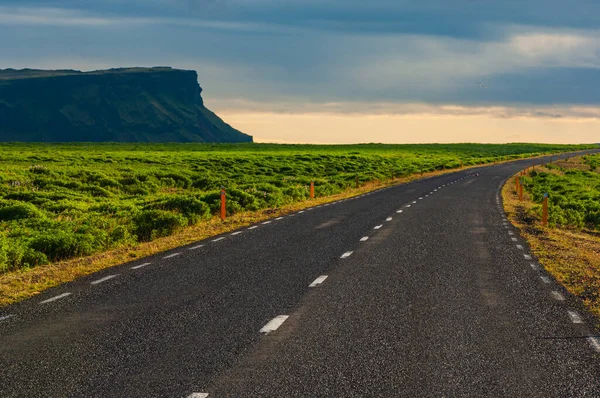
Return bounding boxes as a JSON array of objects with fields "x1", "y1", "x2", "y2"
[
  {"x1": 502, "y1": 154, "x2": 600, "y2": 319},
  {"x1": 1, "y1": 142, "x2": 595, "y2": 306}
]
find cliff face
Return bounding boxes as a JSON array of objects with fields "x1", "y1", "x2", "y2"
[{"x1": 0, "y1": 67, "x2": 252, "y2": 143}]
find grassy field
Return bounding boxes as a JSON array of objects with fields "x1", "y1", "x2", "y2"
[
  {"x1": 518, "y1": 154, "x2": 600, "y2": 230},
  {"x1": 502, "y1": 154, "x2": 600, "y2": 319},
  {"x1": 0, "y1": 142, "x2": 594, "y2": 276}
]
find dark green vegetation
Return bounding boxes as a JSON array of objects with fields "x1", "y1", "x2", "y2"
[
  {"x1": 0, "y1": 67, "x2": 252, "y2": 143},
  {"x1": 520, "y1": 154, "x2": 600, "y2": 229},
  {"x1": 0, "y1": 143, "x2": 595, "y2": 272}
]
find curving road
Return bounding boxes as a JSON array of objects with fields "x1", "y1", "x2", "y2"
[{"x1": 1, "y1": 151, "x2": 600, "y2": 397}]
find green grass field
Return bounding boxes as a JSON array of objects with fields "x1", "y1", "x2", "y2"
[
  {"x1": 519, "y1": 154, "x2": 600, "y2": 229},
  {"x1": 0, "y1": 142, "x2": 595, "y2": 273}
]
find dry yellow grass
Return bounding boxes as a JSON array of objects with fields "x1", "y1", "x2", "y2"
[{"x1": 502, "y1": 162, "x2": 600, "y2": 321}]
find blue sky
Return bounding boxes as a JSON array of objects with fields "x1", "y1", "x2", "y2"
[{"x1": 2, "y1": 1, "x2": 600, "y2": 142}]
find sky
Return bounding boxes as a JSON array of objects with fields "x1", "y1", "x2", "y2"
[{"x1": 2, "y1": 0, "x2": 600, "y2": 144}]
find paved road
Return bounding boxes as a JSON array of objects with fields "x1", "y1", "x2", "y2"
[{"x1": 2, "y1": 151, "x2": 600, "y2": 397}]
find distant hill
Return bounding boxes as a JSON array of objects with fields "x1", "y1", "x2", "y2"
[{"x1": 0, "y1": 67, "x2": 252, "y2": 143}]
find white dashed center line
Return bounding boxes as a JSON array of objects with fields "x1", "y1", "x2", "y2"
[
  {"x1": 189, "y1": 244, "x2": 205, "y2": 250},
  {"x1": 39, "y1": 292, "x2": 72, "y2": 304},
  {"x1": 511, "y1": 237, "x2": 518, "y2": 242},
  {"x1": 163, "y1": 252, "x2": 181, "y2": 259},
  {"x1": 131, "y1": 262, "x2": 151, "y2": 270},
  {"x1": 530, "y1": 263, "x2": 540, "y2": 271},
  {"x1": 567, "y1": 310, "x2": 584, "y2": 324},
  {"x1": 406, "y1": 204, "x2": 411, "y2": 208},
  {"x1": 90, "y1": 275, "x2": 118, "y2": 285},
  {"x1": 540, "y1": 276, "x2": 551, "y2": 284},
  {"x1": 412, "y1": 201, "x2": 417, "y2": 204},
  {"x1": 396, "y1": 210, "x2": 403, "y2": 213},
  {"x1": 309, "y1": 275, "x2": 328, "y2": 287},
  {"x1": 524, "y1": 254, "x2": 532, "y2": 260},
  {"x1": 360, "y1": 236, "x2": 369, "y2": 242},
  {"x1": 508, "y1": 231, "x2": 514, "y2": 235},
  {"x1": 275, "y1": 217, "x2": 284, "y2": 220},
  {"x1": 260, "y1": 315, "x2": 289, "y2": 334},
  {"x1": 551, "y1": 291, "x2": 565, "y2": 301},
  {"x1": 0, "y1": 314, "x2": 14, "y2": 321},
  {"x1": 374, "y1": 225, "x2": 383, "y2": 230},
  {"x1": 248, "y1": 226, "x2": 258, "y2": 230},
  {"x1": 212, "y1": 237, "x2": 225, "y2": 242},
  {"x1": 261, "y1": 221, "x2": 272, "y2": 225},
  {"x1": 299, "y1": 210, "x2": 305, "y2": 214},
  {"x1": 588, "y1": 337, "x2": 600, "y2": 353},
  {"x1": 340, "y1": 251, "x2": 353, "y2": 258},
  {"x1": 516, "y1": 245, "x2": 524, "y2": 250},
  {"x1": 386, "y1": 217, "x2": 393, "y2": 221},
  {"x1": 231, "y1": 231, "x2": 243, "y2": 236},
  {"x1": 419, "y1": 197, "x2": 423, "y2": 200},
  {"x1": 187, "y1": 393, "x2": 209, "y2": 398}
]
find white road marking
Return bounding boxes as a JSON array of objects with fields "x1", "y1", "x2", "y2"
[
  {"x1": 299, "y1": 210, "x2": 305, "y2": 214},
  {"x1": 406, "y1": 204, "x2": 411, "y2": 208},
  {"x1": 309, "y1": 275, "x2": 328, "y2": 287},
  {"x1": 567, "y1": 310, "x2": 584, "y2": 324},
  {"x1": 588, "y1": 337, "x2": 600, "y2": 353},
  {"x1": 90, "y1": 275, "x2": 117, "y2": 285},
  {"x1": 508, "y1": 231, "x2": 514, "y2": 235},
  {"x1": 261, "y1": 221, "x2": 272, "y2": 225},
  {"x1": 189, "y1": 244, "x2": 205, "y2": 250},
  {"x1": 511, "y1": 237, "x2": 518, "y2": 242},
  {"x1": 39, "y1": 292, "x2": 73, "y2": 304},
  {"x1": 551, "y1": 291, "x2": 565, "y2": 301},
  {"x1": 231, "y1": 231, "x2": 243, "y2": 236},
  {"x1": 360, "y1": 236, "x2": 369, "y2": 242},
  {"x1": 0, "y1": 314, "x2": 14, "y2": 321},
  {"x1": 419, "y1": 197, "x2": 423, "y2": 200},
  {"x1": 248, "y1": 226, "x2": 258, "y2": 229},
  {"x1": 524, "y1": 254, "x2": 532, "y2": 260},
  {"x1": 386, "y1": 217, "x2": 393, "y2": 221},
  {"x1": 275, "y1": 217, "x2": 284, "y2": 220},
  {"x1": 412, "y1": 201, "x2": 417, "y2": 204},
  {"x1": 187, "y1": 393, "x2": 209, "y2": 398},
  {"x1": 163, "y1": 252, "x2": 181, "y2": 259},
  {"x1": 429, "y1": 192, "x2": 433, "y2": 194},
  {"x1": 340, "y1": 251, "x2": 353, "y2": 258},
  {"x1": 541, "y1": 276, "x2": 551, "y2": 284},
  {"x1": 530, "y1": 263, "x2": 540, "y2": 271},
  {"x1": 212, "y1": 237, "x2": 225, "y2": 242},
  {"x1": 260, "y1": 315, "x2": 289, "y2": 334},
  {"x1": 396, "y1": 210, "x2": 403, "y2": 213},
  {"x1": 374, "y1": 225, "x2": 383, "y2": 230},
  {"x1": 131, "y1": 262, "x2": 151, "y2": 270}
]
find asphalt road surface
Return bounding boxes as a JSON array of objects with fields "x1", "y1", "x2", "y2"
[{"x1": 2, "y1": 151, "x2": 600, "y2": 397}]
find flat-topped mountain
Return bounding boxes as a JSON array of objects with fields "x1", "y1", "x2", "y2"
[{"x1": 0, "y1": 67, "x2": 252, "y2": 143}]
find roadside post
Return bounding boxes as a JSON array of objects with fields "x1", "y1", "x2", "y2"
[
  {"x1": 519, "y1": 182, "x2": 524, "y2": 201},
  {"x1": 542, "y1": 193, "x2": 549, "y2": 226},
  {"x1": 515, "y1": 176, "x2": 520, "y2": 193},
  {"x1": 220, "y1": 187, "x2": 226, "y2": 221},
  {"x1": 310, "y1": 181, "x2": 315, "y2": 199}
]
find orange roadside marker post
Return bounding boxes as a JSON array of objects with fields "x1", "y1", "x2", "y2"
[
  {"x1": 220, "y1": 187, "x2": 226, "y2": 221},
  {"x1": 519, "y1": 182, "x2": 523, "y2": 201},
  {"x1": 542, "y1": 193, "x2": 549, "y2": 226},
  {"x1": 515, "y1": 176, "x2": 520, "y2": 193},
  {"x1": 310, "y1": 181, "x2": 315, "y2": 199}
]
